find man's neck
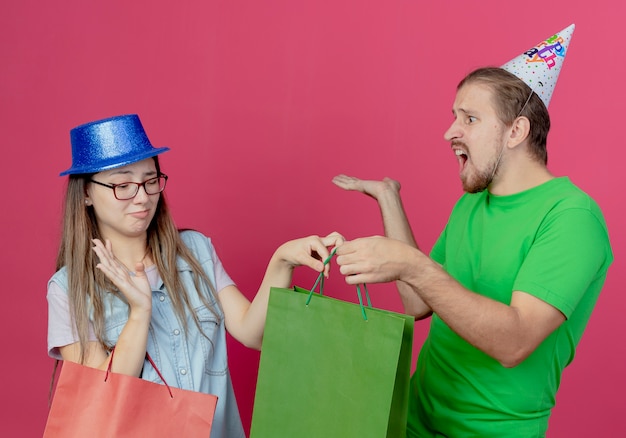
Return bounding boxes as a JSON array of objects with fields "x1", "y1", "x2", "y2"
[{"x1": 489, "y1": 160, "x2": 554, "y2": 196}]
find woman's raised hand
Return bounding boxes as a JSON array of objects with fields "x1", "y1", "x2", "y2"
[{"x1": 91, "y1": 239, "x2": 152, "y2": 314}]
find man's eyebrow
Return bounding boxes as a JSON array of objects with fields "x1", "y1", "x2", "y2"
[{"x1": 452, "y1": 108, "x2": 470, "y2": 116}]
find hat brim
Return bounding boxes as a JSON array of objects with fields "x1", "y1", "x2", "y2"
[{"x1": 60, "y1": 147, "x2": 170, "y2": 176}]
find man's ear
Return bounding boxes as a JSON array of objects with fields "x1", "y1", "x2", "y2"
[{"x1": 508, "y1": 116, "x2": 531, "y2": 149}]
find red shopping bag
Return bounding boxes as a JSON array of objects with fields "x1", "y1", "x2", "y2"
[{"x1": 44, "y1": 349, "x2": 218, "y2": 437}]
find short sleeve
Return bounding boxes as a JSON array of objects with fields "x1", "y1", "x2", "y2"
[
  {"x1": 209, "y1": 243, "x2": 236, "y2": 293},
  {"x1": 514, "y1": 208, "x2": 612, "y2": 317},
  {"x1": 47, "y1": 280, "x2": 97, "y2": 359},
  {"x1": 430, "y1": 228, "x2": 447, "y2": 265}
]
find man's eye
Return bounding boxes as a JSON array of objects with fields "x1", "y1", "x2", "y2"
[{"x1": 467, "y1": 116, "x2": 477, "y2": 124}]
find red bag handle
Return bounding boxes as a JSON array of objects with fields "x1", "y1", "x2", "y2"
[{"x1": 106, "y1": 348, "x2": 174, "y2": 398}]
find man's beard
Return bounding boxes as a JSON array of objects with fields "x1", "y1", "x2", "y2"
[
  {"x1": 461, "y1": 146, "x2": 504, "y2": 194},
  {"x1": 461, "y1": 168, "x2": 493, "y2": 193}
]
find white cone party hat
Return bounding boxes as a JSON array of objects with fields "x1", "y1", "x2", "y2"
[{"x1": 501, "y1": 24, "x2": 575, "y2": 108}]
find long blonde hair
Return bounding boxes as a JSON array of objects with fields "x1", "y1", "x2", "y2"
[{"x1": 55, "y1": 157, "x2": 220, "y2": 364}]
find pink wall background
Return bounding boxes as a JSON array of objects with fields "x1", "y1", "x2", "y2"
[{"x1": 1, "y1": 1, "x2": 623, "y2": 436}]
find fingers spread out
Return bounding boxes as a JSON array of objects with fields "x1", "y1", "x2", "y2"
[
  {"x1": 92, "y1": 240, "x2": 129, "y2": 285},
  {"x1": 92, "y1": 239, "x2": 118, "y2": 272},
  {"x1": 332, "y1": 174, "x2": 401, "y2": 200},
  {"x1": 91, "y1": 239, "x2": 152, "y2": 310},
  {"x1": 332, "y1": 174, "x2": 362, "y2": 191}
]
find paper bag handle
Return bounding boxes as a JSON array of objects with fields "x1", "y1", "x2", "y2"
[
  {"x1": 305, "y1": 247, "x2": 371, "y2": 320},
  {"x1": 107, "y1": 348, "x2": 174, "y2": 398}
]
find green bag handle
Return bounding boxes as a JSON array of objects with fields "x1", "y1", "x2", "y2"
[{"x1": 305, "y1": 247, "x2": 372, "y2": 321}]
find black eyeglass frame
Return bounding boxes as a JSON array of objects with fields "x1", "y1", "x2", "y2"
[{"x1": 89, "y1": 174, "x2": 168, "y2": 200}]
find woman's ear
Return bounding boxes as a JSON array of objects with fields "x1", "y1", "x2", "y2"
[
  {"x1": 508, "y1": 116, "x2": 531, "y2": 149},
  {"x1": 84, "y1": 183, "x2": 92, "y2": 206}
]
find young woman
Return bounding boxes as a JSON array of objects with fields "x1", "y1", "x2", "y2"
[{"x1": 47, "y1": 114, "x2": 342, "y2": 437}]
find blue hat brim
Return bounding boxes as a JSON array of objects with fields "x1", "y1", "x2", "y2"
[{"x1": 60, "y1": 146, "x2": 170, "y2": 176}]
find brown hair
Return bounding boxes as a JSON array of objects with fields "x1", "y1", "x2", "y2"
[
  {"x1": 55, "y1": 157, "x2": 220, "y2": 364},
  {"x1": 458, "y1": 67, "x2": 551, "y2": 164}
]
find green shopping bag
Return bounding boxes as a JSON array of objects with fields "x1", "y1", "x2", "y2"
[{"x1": 250, "y1": 266, "x2": 414, "y2": 438}]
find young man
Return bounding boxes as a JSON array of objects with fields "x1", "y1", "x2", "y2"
[{"x1": 334, "y1": 24, "x2": 613, "y2": 437}]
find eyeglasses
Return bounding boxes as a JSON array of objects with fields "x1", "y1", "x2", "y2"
[{"x1": 89, "y1": 175, "x2": 168, "y2": 200}]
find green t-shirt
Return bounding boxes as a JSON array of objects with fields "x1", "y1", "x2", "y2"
[{"x1": 407, "y1": 177, "x2": 613, "y2": 437}]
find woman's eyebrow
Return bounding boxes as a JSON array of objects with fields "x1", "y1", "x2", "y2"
[{"x1": 107, "y1": 169, "x2": 157, "y2": 178}]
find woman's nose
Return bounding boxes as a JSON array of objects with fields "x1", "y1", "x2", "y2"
[{"x1": 133, "y1": 184, "x2": 150, "y2": 202}]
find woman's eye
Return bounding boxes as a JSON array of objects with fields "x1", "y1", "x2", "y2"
[
  {"x1": 467, "y1": 116, "x2": 477, "y2": 124},
  {"x1": 116, "y1": 183, "x2": 130, "y2": 189}
]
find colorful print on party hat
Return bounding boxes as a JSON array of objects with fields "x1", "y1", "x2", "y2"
[{"x1": 501, "y1": 24, "x2": 575, "y2": 108}]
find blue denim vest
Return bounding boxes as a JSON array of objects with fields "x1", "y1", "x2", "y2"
[{"x1": 50, "y1": 231, "x2": 245, "y2": 438}]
